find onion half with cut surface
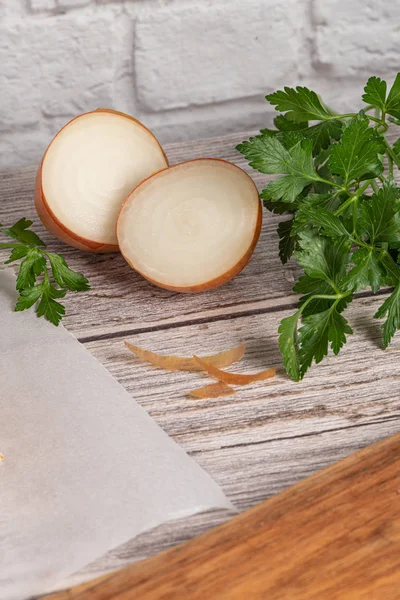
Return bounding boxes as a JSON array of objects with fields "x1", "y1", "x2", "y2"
[
  {"x1": 116, "y1": 159, "x2": 262, "y2": 292},
  {"x1": 35, "y1": 109, "x2": 168, "y2": 252}
]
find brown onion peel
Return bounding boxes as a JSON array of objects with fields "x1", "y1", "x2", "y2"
[
  {"x1": 187, "y1": 382, "x2": 235, "y2": 398},
  {"x1": 124, "y1": 341, "x2": 246, "y2": 372},
  {"x1": 193, "y1": 355, "x2": 276, "y2": 385}
]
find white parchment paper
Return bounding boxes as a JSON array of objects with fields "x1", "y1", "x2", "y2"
[{"x1": 0, "y1": 269, "x2": 233, "y2": 600}]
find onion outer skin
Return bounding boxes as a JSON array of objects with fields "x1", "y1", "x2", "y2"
[
  {"x1": 34, "y1": 109, "x2": 169, "y2": 253},
  {"x1": 116, "y1": 158, "x2": 262, "y2": 293}
]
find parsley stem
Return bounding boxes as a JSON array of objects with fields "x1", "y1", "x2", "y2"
[
  {"x1": 329, "y1": 112, "x2": 383, "y2": 126},
  {"x1": 388, "y1": 154, "x2": 394, "y2": 176},
  {"x1": 384, "y1": 139, "x2": 400, "y2": 170},
  {"x1": 330, "y1": 113, "x2": 358, "y2": 120},
  {"x1": 352, "y1": 199, "x2": 358, "y2": 236},
  {"x1": 334, "y1": 179, "x2": 373, "y2": 216},
  {"x1": 351, "y1": 237, "x2": 371, "y2": 250},
  {"x1": 327, "y1": 112, "x2": 389, "y2": 136},
  {"x1": 367, "y1": 115, "x2": 383, "y2": 125},
  {"x1": 298, "y1": 292, "x2": 350, "y2": 316},
  {"x1": 331, "y1": 281, "x2": 342, "y2": 296},
  {"x1": 371, "y1": 180, "x2": 380, "y2": 194},
  {"x1": 317, "y1": 176, "x2": 346, "y2": 191},
  {"x1": 334, "y1": 197, "x2": 353, "y2": 216}
]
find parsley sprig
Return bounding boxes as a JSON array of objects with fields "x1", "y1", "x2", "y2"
[
  {"x1": 0, "y1": 218, "x2": 89, "y2": 325},
  {"x1": 238, "y1": 75, "x2": 400, "y2": 381}
]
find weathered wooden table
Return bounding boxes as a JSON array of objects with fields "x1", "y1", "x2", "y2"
[{"x1": 1, "y1": 132, "x2": 399, "y2": 588}]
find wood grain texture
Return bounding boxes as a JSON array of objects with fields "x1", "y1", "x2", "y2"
[
  {"x1": 0, "y1": 131, "x2": 397, "y2": 339},
  {"x1": 0, "y1": 156, "x2": 300, "y2": 339},
  {"x1": 1, "y1": 131, "x2": 400, "y2": 594},
  {"x1": 84, "y1": 294, "x2": 400, "y2": 508},
  {"x1": 49, "y1": 432, "x2": 400, "y2": 600}
]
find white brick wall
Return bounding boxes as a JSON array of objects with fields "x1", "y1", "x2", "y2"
[
  {"x1": 313, "y1": 0, "x2": 400, "y2": 77},
  {"x1": 1, "y1": 12, "x2": 117, "y2": 129},
  {"x1": 1, "y1": 0, "x2": 400, "y2": 168},
  {"x1": 135, "y1": 0, "x2": 307, "y2": 110}
]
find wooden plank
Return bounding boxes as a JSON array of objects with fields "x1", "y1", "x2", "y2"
[
  {"x1": 49, "y1": 432, "x2": 400, "y2": 600},
  {"x1": 0, "y1": 131, "x2": 397, "y2": 339}
]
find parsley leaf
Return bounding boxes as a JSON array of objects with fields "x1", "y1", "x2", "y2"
[
  {"x1": 278, "y1": 313, "x2": 301, "y2": 381},
  {"x1": 380, "y1": 251, "x2": 400, "y2": 286},
  {"x1": 293, "y1": 276, "x2": 334, "y2": 316},
  {"x1": 362, "y1": 74, "x2": 400, "y2": 119},
  {"x1": 267, "y1": 139, "x2": 319, "y2": 202},
  {"x1": 1, "y1": 218, "x2": 90, "y2": 325},
  {"x1": 3, "y1": 218, "x2": 46, "y2": 246},
  {"x1": 15, "y1": 285, "x2": 44, "y2": 311},
  {"x1": 362, "y1": 76, "x2": 387, "y2": 111},
  {"x1": 236, "y1": 134, "x2": 290, "y2": 174},
  {"x1": 298, "y1": 308, "x2": 353, "y2": 377},
  {"x1": 237, "y1": 135, "x2": 321, "y2": 203},
  {"x1": 386, "y1": 73, "x2": 400, "y2": 119},
  {"x1": 273, "y1": 115, "x2": 308, "y2": 131},
  {"x1": 263, "y1": 118, "x2": 342, "y2": 155},
  {"x1": 329, "y1": 114, "x2": 384, "y2": 185},
  {"x1": 279, "y1": 235, "x2": 353, "y2": 380},
  {"x1": 4, "y1": 245, "x2": 29, "y2": 264},
  {"x1": 295, "y1": 233, "x2": 350, "y2": 289},
  {"x1": 35, "y1": 281, "x2": 67, "y2": 326},
  {"x1": 295, "y1": 234, "x2": 350, "y2": 313},
  {"x1": 48, "y1": 253, "x2": 90, "y2": 292},
  {"x1": 358, "y1": 178, "x2": 400, "y2": 244},
  {"x1": 342, "y1": 248, "x2": 386, "y2": 293},
  {"x1": 261, "y1": 192, "x2": 296, "y2": 215},
  {"x1": 16, "y1": 248, "x2": 47, "y2": 291},
  {"x1": 301, "y1": 192, "x2": 343, "y2": 213},
  {"x1": 15, "y1": 281, "x2": 67, "y2": 326},
  {"x1": 278, "y1": 219, "x2": 296, "y2": 264},
  {"x1": 393, "y1": 138, "x2": 400, "y2": 160},
  {"x1": 279, "y1": 301, "x2": 353, "y2": 382},
  {"x1": 296, "y1": 205, "x2": 349, "y2": 238},
  {"x1": 266, "y1": 86, "x2": 333, "y2": 122},
  {"x1": 374, "y1": 284, "x2": 400, "y2": 348},
  {"x1": 301, "y1": 120, "x2": 342, "y2": 155}
]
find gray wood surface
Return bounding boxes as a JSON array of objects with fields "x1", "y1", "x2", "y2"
[{"x1": 1, "y1": 131, "x2": 399, "y2": 589}]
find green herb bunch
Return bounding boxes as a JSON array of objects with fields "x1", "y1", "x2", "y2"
[
  {"x1": 0, "y1": 218, "x2": 89, "y2": 325},
  {"x1": 237, "y1": 75, "x2": 400, "y2": 381}
]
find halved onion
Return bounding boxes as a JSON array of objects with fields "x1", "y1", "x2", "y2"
[
  {"x1": 35, "y1": 109, "x2": 168, "y2": 252},
  {"x1": 117, "y1": 159, "x2": 262, "y2": 292},
  {"x1": 188, "y1": 382, "x2": 235, "y2": 399},
  {"x1": 193, "y1": 355, "x2": 276, "y2": 385},
  {"x1": 124, "y1": 341, "x2": 246, "y2": 371}
]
